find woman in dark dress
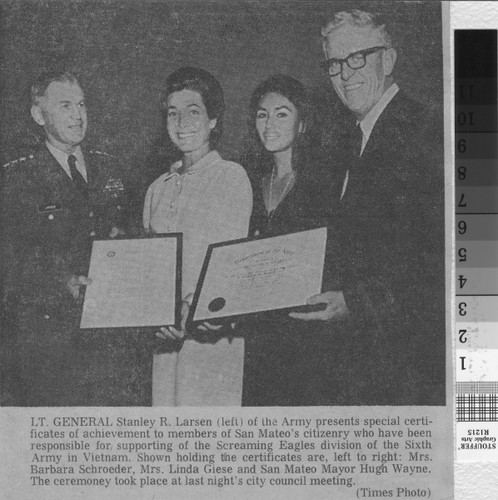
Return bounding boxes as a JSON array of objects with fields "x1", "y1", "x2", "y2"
[{"x1": 242, "y1": 75, "x2": 334, "y2": 406}]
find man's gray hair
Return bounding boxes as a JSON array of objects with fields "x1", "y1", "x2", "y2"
[
  {"x1": 322, "y1": 10, "x2": 392, "y2": 50},
  {"x1": 31, "y1": 70, "x2": 80, "y2": 105}
]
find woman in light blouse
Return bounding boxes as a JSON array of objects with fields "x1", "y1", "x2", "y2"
[{"x1": 143, "y1": 67, "x2": 252, "y2": 406}]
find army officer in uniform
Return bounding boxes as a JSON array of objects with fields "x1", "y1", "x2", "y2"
[{"x1": 1, "y1": 71, "x2": 150, "y2": 406}]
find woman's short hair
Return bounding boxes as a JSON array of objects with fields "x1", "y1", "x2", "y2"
[{"x1": 162, "y1": 66, "x2": 224, "y2": 148}]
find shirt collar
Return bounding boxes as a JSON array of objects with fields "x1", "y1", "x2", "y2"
[
  {"x1": 45, "y1": 140, "x2": 86, "y2": 177},
  {"x1": 164, "y1": 150, "x2": 221, "y2": 181},
  {"x1": 358, "y1": 83, "x2": 399, "y2": 146}
]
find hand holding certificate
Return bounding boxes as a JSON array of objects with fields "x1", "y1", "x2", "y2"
[
  {"x1": 80, "y1": 236, "x2": 182, "y2": 329},
  {"x1": 189, "y1": 227, "x2": 328, "y2": 324}
]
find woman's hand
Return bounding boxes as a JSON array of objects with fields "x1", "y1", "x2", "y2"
[
  {"x1": 155, "y1": 294, "x2": 233, "y2": 340},
  {"x1": 197, "y1": 321, "x2": 224, "y2": 332},
  {"x1": 155, "y1": 293, "x2": 194, "y2": 340}
]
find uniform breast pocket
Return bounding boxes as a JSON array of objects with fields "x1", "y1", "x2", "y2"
[{"x1": 37, "y1": 203, "x2": 70, "y2": 237}]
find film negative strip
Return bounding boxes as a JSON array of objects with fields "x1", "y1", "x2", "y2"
[{"x1": 455, "y1": 30, "x2": 498, "y2": 423}]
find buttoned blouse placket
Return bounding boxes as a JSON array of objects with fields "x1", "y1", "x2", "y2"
[{"x1": 161, "y1": 172, "x2": 184, "y2": 232}]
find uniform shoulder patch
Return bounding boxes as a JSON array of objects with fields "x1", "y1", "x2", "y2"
[{"x1": 2, "y1": 154, "x2": 35, "y2": 171}]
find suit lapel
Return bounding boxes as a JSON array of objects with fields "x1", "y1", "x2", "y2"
[
  {"x1": 81, "y1": 146, "x2": 93, "y2": 187},
  {"x1": 362, "y1": 91, "x2": 413, "y2": 160},
  {"x1": 40, "y1": 146, "x2": 70, "y2": 183},
  {"x1": 342, "y1": 93, "x2": 408, "y2": 203},
  {"x1": 35, "y1": 146, "x2": 77, "y2": 202},
  {"x1": 339, "y1": 119, "x2": 362, "y2": 206}
]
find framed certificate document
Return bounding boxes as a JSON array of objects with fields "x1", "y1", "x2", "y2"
[
  {"x1": 80, "y1": 235, "x2": 182, "y2": 329},
  {"x1": 189, "y1": 227, "x2": 327, "y2": 324}
]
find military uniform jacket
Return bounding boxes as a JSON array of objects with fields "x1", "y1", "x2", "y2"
[{"x1": 1, "y1": 143, "x2": 134, "y2": 406}]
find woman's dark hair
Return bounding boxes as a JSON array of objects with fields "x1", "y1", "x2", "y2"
[
  {"x1": 162, "y1": 66, "x2": 224, "y2": 148},
  {"x1": 250, "y1": 74, "x2": 307, "y2": 127},
  {"x1": 248, "y1": 74, "x2": 310, "y2": 174}
]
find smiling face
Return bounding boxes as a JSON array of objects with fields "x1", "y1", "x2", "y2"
[
  {"x1": 31, "y1": 80, "x2": 87, "y2": 154},
  {"x1": 166, "y1": 89, "x2": 216, "y2": 161},
  {"x1": 323, "y1": 24, "x2": 396, "y2": 120},
  {"x1": 255, "y1": 92, "x2": 303, "y2": 154}
]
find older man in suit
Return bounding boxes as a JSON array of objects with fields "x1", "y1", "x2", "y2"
[
  {"x1": 1, "y1": 71, "x2": 150, "y2": 406},
  {"x1": 291, "y1": 10, "x2": 445, "y2": 405}
]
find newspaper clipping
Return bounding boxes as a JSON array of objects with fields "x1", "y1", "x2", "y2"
[{"x1": 1, "y1": 1, "x2": 453, "y2": 499}]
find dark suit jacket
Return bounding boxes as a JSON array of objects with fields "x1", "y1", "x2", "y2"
[
  {"x1": 1, "y1": 144, "x2": 151, "y2": 406},
  {"x1": 322, "y1": 91, "x2": 445, "y2": 405}
]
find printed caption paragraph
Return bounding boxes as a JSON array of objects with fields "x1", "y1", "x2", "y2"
[{"x1": 29, "y1": 414, "x2": 434, "y2": 497}]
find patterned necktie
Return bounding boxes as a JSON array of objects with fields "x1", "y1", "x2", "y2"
[{"x1": 67, "y1": 154, "x2": 87, "y2": 193}]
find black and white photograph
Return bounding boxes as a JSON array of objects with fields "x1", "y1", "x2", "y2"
[
  {"x1": 0, "y1": 1, "x2": 454, "y2": 498},
  {"x1": 0, "y1": 0, "x2": 445, "y2": 408}
]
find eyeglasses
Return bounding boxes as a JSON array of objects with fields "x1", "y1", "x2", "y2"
[{"x1": 320, "y1": 46, "x2": 386, "y2": 77}]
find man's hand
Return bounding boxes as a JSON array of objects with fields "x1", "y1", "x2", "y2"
[
  {"x1": 109, "y1": 226, "x2": 125, "y2": 238},
  {"x1": 66, "y1": 275, "x2": 91, "y2": 301},
  {"x1": 289, "y1": 291, "x2": 349, "y2": 321}
]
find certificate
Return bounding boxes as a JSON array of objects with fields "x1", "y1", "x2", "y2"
[
  {"x1": 80, "y1": 235, "x2": 182, "y2": 329},
  {"x1": 189, "y1": 227, "x2": 327, "y2": 323}
]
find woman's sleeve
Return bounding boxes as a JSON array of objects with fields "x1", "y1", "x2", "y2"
[
  {"x1": 142, "y1": 183, "x2": 153, "y2": 232},
  {"x1": 216, "y1": 165, "x2": 253, "y2": 242}
]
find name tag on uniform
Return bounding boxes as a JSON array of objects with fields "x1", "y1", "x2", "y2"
[{"x1": 38, "y1": 202, "x2": 62, "y2": 213}]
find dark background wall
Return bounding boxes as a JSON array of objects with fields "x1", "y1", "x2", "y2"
[{"x1": 0, "y1": 0, "x2": 443, "y2": 184}]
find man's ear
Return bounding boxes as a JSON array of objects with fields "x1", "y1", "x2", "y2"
[
  {"x1": 30, "y1": 105, "x2": 45, "y2": 127},
  {"x1": 209, "y1": 118, "x2": 217, "y2": 130},
  {"x1": 382, "y1": 47, "x2": 397, "y2": 77}
]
